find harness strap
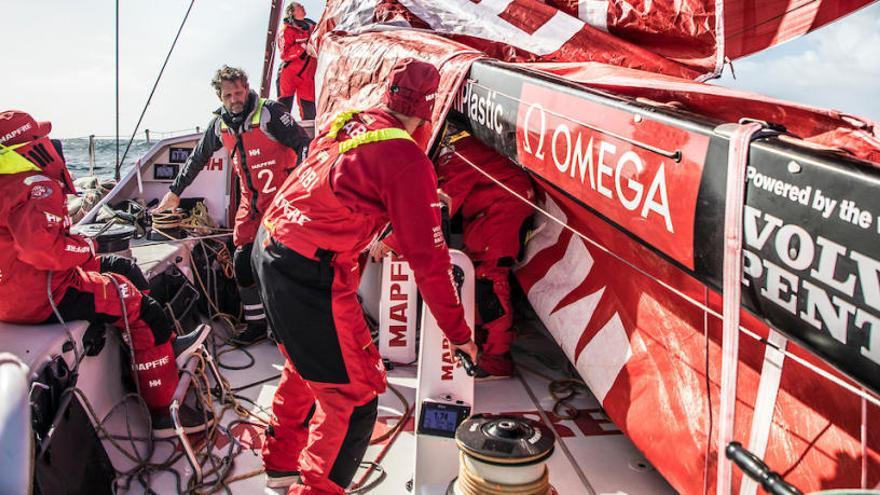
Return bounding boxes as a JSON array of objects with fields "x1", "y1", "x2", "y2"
[
  {"x1": 338, "y1": 128, "x2": 413, "y2": 154},
  {"x1": 327, "y1": 110, "x2": 362, "y2": 138},
  {"x1": 219, "y1": 98, "x2": 266, "y2": 131},
  {"x1": 250, "y1": 98, "x2": 266, "y2": 127},
  {"x1": 327, "y1": 110, "x2": 415, "y2": 153},
  {"x1": 716, "y1": 121, "x2": 766, "y2": 495}
]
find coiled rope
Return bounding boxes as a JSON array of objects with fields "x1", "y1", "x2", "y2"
[{"x1": 455, "y1": 452, "x2": 553, "y2": 495}]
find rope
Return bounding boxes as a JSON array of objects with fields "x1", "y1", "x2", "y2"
[
  {"x1": 516, "y1": 359, "x2": 591, "y2": 422},
  {"x1": 455, "y1": 452, "x2": 552, "y2": 495},
  {"x1": 451, "y1": 149, "x2": 880, "y2": 408},
  {"x1": 151, "y1": 210, "x2": 185, "y2": 231},
  {"x1": 68, "y1": 128, "x2": 201, "y2": 140},
  {"x1": 116, "y1": 0, "x2": 196, "y2": 180}
]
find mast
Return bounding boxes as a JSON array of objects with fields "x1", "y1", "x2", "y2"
[
  {"x1": 259, "y1": 0, "x2": 286, "y2": 99},
  {"x1": 115, "y1": 0, "x2": 120, "y2": 180}
]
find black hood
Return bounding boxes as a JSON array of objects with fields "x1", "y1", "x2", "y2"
[
  {"x1": 218, "y1": 90, "x2": 258, "y2": 132},
  {"x1": 285, "y1": 17, "x2": 315, "y2": 29}
]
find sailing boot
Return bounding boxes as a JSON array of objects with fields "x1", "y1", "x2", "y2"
[
  {"x1": 172, "y1": 323, "x2": 212, "y2": 367},
  {"x1": 475, "y1": 352, "x2": 515, "y2": 380},
  {"x1": 265, "y1": 469, "x2": 302, "y2": 489},
  {"x1": 235, "y1": 286, "x2": 268, "y2": 345},
  {"x1": 135, "y1": 341, "x2": 214, "y2": 438}
]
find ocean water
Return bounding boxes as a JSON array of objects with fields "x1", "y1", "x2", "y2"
[{"x1": 60, "y1": 138, "x2": 153, "y2": 181}]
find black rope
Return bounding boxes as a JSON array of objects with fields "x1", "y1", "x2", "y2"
[{"x1": 116, "y1": 0, "x2": 197, "y2": 179}]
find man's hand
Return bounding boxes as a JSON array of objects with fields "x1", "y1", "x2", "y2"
[
  {"x1": 368, "y1": 239, "x2": 394, "y2": 262},
  {"x1": 153, "y1": 191, "x2": 180, "y2": 212},
  {"x1": 437, "y1": 188, "x2": 452, "y2": 209},
  {"x1": 451, "y1": 338, "x2": 478, "y2": 366}
]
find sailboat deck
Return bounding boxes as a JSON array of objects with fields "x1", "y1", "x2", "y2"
[{"x1": 100, "y1": 318, "x2": 673, "y2": 494}]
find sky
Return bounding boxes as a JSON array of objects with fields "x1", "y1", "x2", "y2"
[{"x1": 2, "y1": 0, "x2": 878, "y2": 139}]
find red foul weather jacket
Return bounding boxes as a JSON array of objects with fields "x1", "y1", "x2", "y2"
[
  {"x1": 277, "y1": 18, "x2": 317, "y2": 102},
  {"x1": 436, "y1": 132, "x2": 534, "y2": 261},
  {"x1": 170, "y1": 93, "x2": 308, "y2": 246},
  {"x1": 262, "y1": 109, "x2": 471, "y2": 345},
  {"x1": 384, "y1": 132, "x2": 534, "y2": 262},
  {"x1": 0, "y1": 160, "x2": 95, "y2": 324}
]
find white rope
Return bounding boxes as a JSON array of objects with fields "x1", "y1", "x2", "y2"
[{"x1": 450, "y1": 148, "x2": 880, "y2": 409}]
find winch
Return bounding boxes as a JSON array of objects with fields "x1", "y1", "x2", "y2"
[
  {"x1": 72, "y1": 223, "x2": 136, "y2": 255},
  {"x1": 450, "y1": 414, "x2": 556, "y2": 495}
]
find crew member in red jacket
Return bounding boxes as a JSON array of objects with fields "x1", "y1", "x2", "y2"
[
  {"x1": 276, "y1": 2, "x2": 317, "y2": 120},
  {"x1": 0, "y1": 110, "x2": 211, "y2": 437},
  {"x1": 375, "y1": 129, "x2": 535, "y2": 378},
  {"x1": 155, "y1": 66, "x2": 310, "y2": 343},
  {"x1": 251, "y1": 59, "x2": 478, "y2": 493}
]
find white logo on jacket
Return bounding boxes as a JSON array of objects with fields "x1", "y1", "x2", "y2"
[
  {"x1": 65, "y1": 244, "x2": 90, "y2": 254},
  {"x1": 274, "y1": 196, "x2": 312, "y2": 225},
  {"x1": 136, "y1": 355, "x2": 171, "y2": 371},
  {"x1": 44, "y1": 212, "x2": 62, "y2": 224},
  {"x1": 30, "y1": 184, "x2": 53, "y2": 199}
]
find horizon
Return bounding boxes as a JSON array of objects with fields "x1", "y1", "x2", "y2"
[{"x1": 3, "y1": 1, "x2": 878, "y2": 138}]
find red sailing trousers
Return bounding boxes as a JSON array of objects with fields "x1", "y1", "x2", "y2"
[
  {"x1": 254, "y1": 230, "x2": 384, "y2": 494},
  {"x1": 465, "y1": 192, "x2": 533, "y2": 375},
  {"x1": 53, "y1": 269, "x2": 178, "y2": 412}
]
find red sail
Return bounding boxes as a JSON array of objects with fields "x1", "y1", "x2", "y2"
[
  {"x1": 316, "y1": 0, "x2": 875, "y2": 76},
  {"x1": 309, "y1": 5, "x2": 880, "y2": 494},
  {"x1": 547, "y1": 0, "x2": 876, "y2": 73}
]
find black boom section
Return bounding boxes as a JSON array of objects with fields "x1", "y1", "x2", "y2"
[{"x1": 448, "y1": 59, "x2": 880, "y2": 394}]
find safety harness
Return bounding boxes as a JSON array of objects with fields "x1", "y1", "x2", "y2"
[
  {"x1": 219, "y1": 97, "x2": 267, "y2": 133},
  {"x1": 0, "y1": 142, "x2": 41, "y2": 175},
  {"x1": 327, "y1": 110, "x2": 414, "y2": 154},
  {"x1": 220, "y1": 98, "x2": 267, "y2": 213},
  {"x1": 263, "y1": 110, "x2": 415, "y2": 268}
]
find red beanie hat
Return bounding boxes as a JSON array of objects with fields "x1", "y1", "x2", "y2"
[{"x1": 381, "y1": 58, "x2": 440, "y2": 121}]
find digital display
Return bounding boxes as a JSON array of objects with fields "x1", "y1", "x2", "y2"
[
  {"x1": 153, "y1": 163, "x2": 179, "y2": 180},
  {"x1": 423, "y1": 408, "x2": 458, "y2": 432},
  {"x1": 418, "y1": 400, "x2": 470, "y2": 438},
  {"x1": 168, "y1": 147, "x2": 192, "y2": 164}
]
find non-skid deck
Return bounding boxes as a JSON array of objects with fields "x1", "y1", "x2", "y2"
[{"x1": 104, "y1": 322, "x2": 674, "y2": 494}]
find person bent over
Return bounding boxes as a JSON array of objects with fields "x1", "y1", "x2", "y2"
[
  {"x1": 375, "y1": 129, "x2": 534, "y2": 378},
  {"x1": 434, "y1": 131, "x2": 534, "y2": 377},
  {"x1": 252, "y1": 59, "x2": 478, "y2": 493},
  {"x1": 155, "y1": 66, "x2": 310, "y2": 344},
  {"x1": 0, "y1": 110, "x2": 211, "y2": 438}
]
